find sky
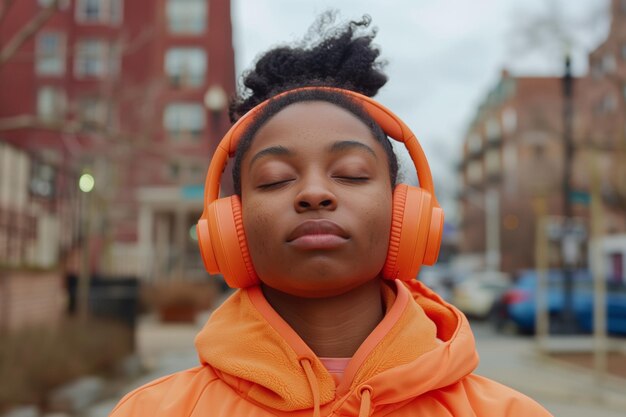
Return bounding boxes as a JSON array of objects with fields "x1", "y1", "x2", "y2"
[{"x1": 231, "y1": 0, "x2": 611, "y2": 220}]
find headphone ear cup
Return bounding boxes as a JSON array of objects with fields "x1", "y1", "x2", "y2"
[
  {"x1": 383, "y1": 184, "x2": 443, "y2": 280},
  {"x1": 423, "y1": 206, "x2": 444, "y2": 266},
  {"x1": 197, "y1": 195, "x2": 259, "y2": 288}
]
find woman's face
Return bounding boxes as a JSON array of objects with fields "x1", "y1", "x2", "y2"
[{"x1": 240, "y1": 100, "x2": 393, "y2": 298}]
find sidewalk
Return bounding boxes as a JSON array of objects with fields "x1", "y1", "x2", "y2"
[
  {"x1": 472, "y1": 322, "x2": 626, "y2": 417},
  {"x1": 86, "y1": 311, "x2": 626, "y2": 417}
]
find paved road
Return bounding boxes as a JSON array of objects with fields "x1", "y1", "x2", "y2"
[{"x1": 87, "y1": 313, "x2": 626, "y2": 417}]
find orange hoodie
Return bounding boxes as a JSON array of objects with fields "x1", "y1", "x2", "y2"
[{"x1": 110, "y1": 280, "x2": 552, "y2": 417}]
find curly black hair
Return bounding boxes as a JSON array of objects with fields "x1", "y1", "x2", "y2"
[{"x1": 230, "y1": 13, "x2": 399, "y2": 195}]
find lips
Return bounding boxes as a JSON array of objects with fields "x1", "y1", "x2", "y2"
[{"x1": 286, "y1": 219, "x2": 349, "y2": 250}]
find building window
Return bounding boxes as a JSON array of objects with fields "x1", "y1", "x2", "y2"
[
  {"x1": 163, "y1": 103, "x2": 205, "y2": 140},
  {"x1": 485, "y1": 149, "x2": 500, "y2": 174},
  {"x1": 30, "y1": 161, "x2": 56, "y2": 199},
  {"x1": 36, "y1": 33, "x2": 65, "y2": 76},
  {"x1": 78, "y1": 97, "x2": 110, "y2": 128},
  {"x1": 467, "y1": 160, "x2": 483, "y2": 184},
  {"x1": 468, "y1": 133, "x2": 482, "y2": 154},
  {"x1": 591, "y1": 59, "x2": 602, "y2": 79},
  {"x1": 38, "y1": 0, "x2": 70, "y2": 9},
  {"x1": 76, "y1": 0, "x2": 123, "y2": 25},
  {"x1": 597, "y1": 94, "x2": 617, "y2": 114},
  {"x1": 164, "y1": 48, "x2": 206, "y2": 88},
  {"x1": 503, "y1": 144, "x2": 517, "y2": 195},
  {"x1": 189, "y1": 163, "x2": 205, "y2": 179},
  {"x1": 166, "y1": 0, "x2": 207, "y2": 34},
  {"x1": 75, "y1": 39, "x2": 116, "y2": 78},
  {"x1": 37, "y1": 87, "x2": 66, "y2": 121},
  {"x1": 168, "y1": 162, "x2": 181, "y2": 180},
  {"x1": 502, "y1": 108, "x2": 517, "y2": 134},
  {"x1": 486, "y1": 118, "x2": 501, "y2": 142},
  {"x1": 601, "y1": 53, "x2": 617, "y2": 74}
]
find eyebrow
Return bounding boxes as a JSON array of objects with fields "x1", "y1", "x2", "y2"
[
  {"x1": 329, "y1": 140, "x2": 377, "y2": 158},
  {"x1": 248, "y1": 140, "x2": 377, "y2": 168},
  {"x1": 249, "y1": 145, "x2": 293, "y2": 168}
]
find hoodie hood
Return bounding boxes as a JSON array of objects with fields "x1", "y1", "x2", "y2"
[{"x1": 194, "y1": 279, "x2": 479, "y2": 416}]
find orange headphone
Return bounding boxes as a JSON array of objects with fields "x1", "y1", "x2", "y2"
[{"x1": 197, "y1": 87, "x2": 444, "y2": 288}]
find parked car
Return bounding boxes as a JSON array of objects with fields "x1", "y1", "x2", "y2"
[
  {"x1": 494, "y1": 269, "x2": 626, "y2": 335},
  {"x1": 452, "y1": 271, "x2": 511, "y2": 319}
]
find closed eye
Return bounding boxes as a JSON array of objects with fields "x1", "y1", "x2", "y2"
[
  {"x1": 257, "y1": 179, "x2": 294, "y2": 190},
  {"x1": 334, "y1": 176, "x2": 369, "y2": 183}
]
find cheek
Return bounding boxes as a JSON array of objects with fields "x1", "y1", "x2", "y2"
[
  {"x1": 242, "y1": 199, "x2": 262, "y2": 239},
  {"x1": 242, "y1": 199, "x2": 275, "y2": 257},
  {"x1": 362, "y1": 195, "x2": 393, "y2": 250}
]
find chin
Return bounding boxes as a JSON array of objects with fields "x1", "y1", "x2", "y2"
[{"x1": 263, "y1": 273, "x2": 379, "y2": 299}]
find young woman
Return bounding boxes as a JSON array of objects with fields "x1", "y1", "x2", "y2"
[{"x1": 110, "y1": 15, "x2": 552, "y2": 417}]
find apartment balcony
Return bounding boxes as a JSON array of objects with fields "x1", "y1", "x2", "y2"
[
  {"x1": 485, "y1": 171, "x2": 502, "y2": 184},
  {"x1": 486, "y1": 135, "x2": 503, "y2": 148}
]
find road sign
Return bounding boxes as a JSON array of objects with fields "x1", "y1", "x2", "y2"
[
  {"x1": 181, "y1": 185, "x2": 204, "y2": 200},
  {"x1": 545, "y1": 216, "x2": 587, "y2": 241},
  {"x1": 569, "y1": 190, "x2": 590, "y2": 206}
]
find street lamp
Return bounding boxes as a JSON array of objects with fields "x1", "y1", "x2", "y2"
[
  {"x1": 204, "y1": 84, "x2": 227, "y2": 113},
  {"x1": 79, "y1": 173, "x2": 95, "y2": 193},
  {"x1": 204, "y1": 83, "x2": 231, "y2": 195}
]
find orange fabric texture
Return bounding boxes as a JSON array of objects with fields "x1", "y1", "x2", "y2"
[{"x1": 110, "y1": 280, "x2": 553, "y2": 417}]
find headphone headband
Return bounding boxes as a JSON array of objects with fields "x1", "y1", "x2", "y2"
[
  {"x1": 197, "y1": 86, "x2": 445, "y2": 286},
  {"x1": 201, "y1": 87, "x2": 439, "y2": 220}
]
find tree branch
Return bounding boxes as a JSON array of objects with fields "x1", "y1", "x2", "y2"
[
  {"x1": 0, "y1": 0, "x2": 16, "y2": 24},
  {"x1": 0, "y1": 0, "x2": 60, "y2": 66},
  {"x1": 0, "y1": 114, "x2": 208, "y2": 164}
]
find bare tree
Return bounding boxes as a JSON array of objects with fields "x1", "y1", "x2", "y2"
[
  {"x1": 508, "y1": 0, "x2": 626, "y2": 212},
  {"x1": 0, "y1": 0, "x2": 61, "y2": 66},
  {"x1": 508, "y1": 0, "x2": 609, "y2": 67},
  {"x1": 0, "y1": 0, "x2": 17, "y2": 23}
]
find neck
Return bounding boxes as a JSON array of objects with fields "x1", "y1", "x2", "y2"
[{"x1": 261, "y1": 278, "x2": 385, "y2": 358}]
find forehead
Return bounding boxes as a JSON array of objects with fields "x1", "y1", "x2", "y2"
[{"x1": 246, "y1": 100, "x2": 379, "y2": 152}]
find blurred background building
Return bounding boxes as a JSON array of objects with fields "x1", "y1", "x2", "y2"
[
  {"x1": 0, "y1": 0, "x2": 235, "y2": 288},
  {"x1": 457, "y1": 0, "x2": 626, "y2": 282}
]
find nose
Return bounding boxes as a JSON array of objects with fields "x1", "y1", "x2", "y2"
[{"x1": 294, "y1": 178, "x2": 337, "y2": 212}]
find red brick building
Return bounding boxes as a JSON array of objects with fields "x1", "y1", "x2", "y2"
[
  {"x1": 585, "y1": 0, "x2": 626, "y2": 281},
  {"x1": 458, "y1": 72, "x2": 587, "y2": 274},
  {"x1": 0, "y1": 0, "x2": 235, "y2": 280},
  {"x1": 586, "y1": 0, "x2": 626, "y2": 234},
  {"x1": 458, "y1": 0, "x2": 626, "y2": 275}
]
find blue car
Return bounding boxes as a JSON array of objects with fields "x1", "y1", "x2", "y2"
[{"x1": 498, "y1": 269, "x2": 626, "y2": 335}]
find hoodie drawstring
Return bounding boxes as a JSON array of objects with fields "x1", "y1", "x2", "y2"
[
  {"x1": 358, "y1": 386, "x2": 372, "y2": 417},
  {"x1": 299, "y1": 358, "x2": 373, "y2": 417},
  {"x1": 300, "y1": 358, "x2": 321, "y2": 417}
]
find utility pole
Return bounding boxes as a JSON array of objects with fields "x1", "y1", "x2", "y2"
[
  {"x1": 589, "y1": 148, "x2": 608, "y2": 384},
  {"x1": 560, "y1": 53, "x2": 576, "y2": 332}
]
